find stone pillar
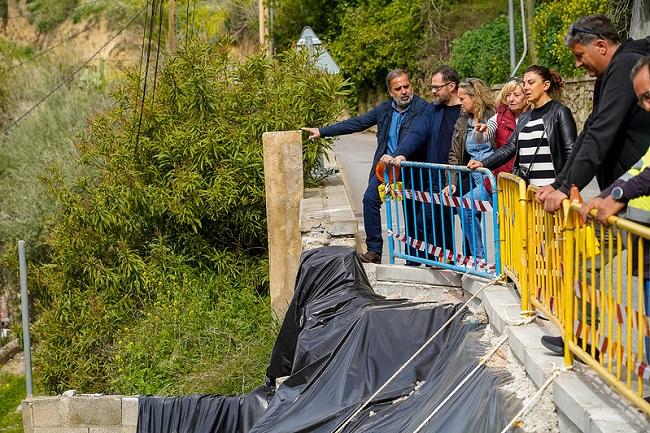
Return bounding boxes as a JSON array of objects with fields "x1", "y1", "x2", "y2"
[{"x1": 262, "y1": 131, "x2": 304, "y2": 320}]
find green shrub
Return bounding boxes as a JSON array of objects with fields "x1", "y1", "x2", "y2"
[
  {"x1": 26, "y1": 0, "x2": 78, "y2": 32},
  {"x1": 0, "y1": 373, "x2": 25, "y2": 433},
  {"x1": 533, "y1": 0, "x2": 610, "y2": 77},
  {"x1": 32, "y1": 39, "x2": 349, "y2": 394},
  {"x1": 450, "y1": 14, "x2": 527, "y2": 84},
  {"x1": 330, "y1": 0, "x2": 419, "y2": 96}
]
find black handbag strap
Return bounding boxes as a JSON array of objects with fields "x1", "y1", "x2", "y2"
[{"x1": 513, "y1": 127, "x2": 546, "y2": 173}]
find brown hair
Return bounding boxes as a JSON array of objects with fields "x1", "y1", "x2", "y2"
[
  {"x1": 525, "y1": 65, "x2": 564, "y2": 99},
  {"x1": 458, "y1": 78, "x2": 495, "y2": 121}
]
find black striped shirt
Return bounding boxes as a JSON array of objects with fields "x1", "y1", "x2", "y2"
[{"x1": 518, "y1": 102, "x2": 554, "y2": 186}]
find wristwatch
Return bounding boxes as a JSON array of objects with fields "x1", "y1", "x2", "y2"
[{"x1": 611, "y1": 186, "x2": 625, "y2": 202}]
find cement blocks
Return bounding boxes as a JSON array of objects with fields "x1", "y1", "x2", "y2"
[
  {"x1": 375, "y1": 264, "x2": 462, "y2": 287},
  {"x1": 22, "y1": 395, "x2": 138, "y2": 433}
]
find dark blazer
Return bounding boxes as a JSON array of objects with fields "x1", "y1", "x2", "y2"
[
  {"x1": 393, "y1": 103, "x2": 459, "y2": 165},
  {"x1": 319, "y1": 95, "x2": 429, "y2": 180},
  {"x1": 481, "y1": 100, "x2": 576, "y2": 175}
]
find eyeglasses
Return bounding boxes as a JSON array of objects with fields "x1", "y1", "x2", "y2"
[
  {"x1": 506, "y1": 76, "x2": 524, "y2": 84},
  {"x1": 430, "y1": 81, "x2": 451, "y2": 92},
  {"x1": 568, "y1": 24, "x2": 601, "y2": 39},
  {"x1": 638, "y1": 90, "x2": 650, "y2": 107}
]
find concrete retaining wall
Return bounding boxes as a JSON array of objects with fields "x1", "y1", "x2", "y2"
[{"x1": 22, "y1": 395, "x2": 138, "y2": 433}]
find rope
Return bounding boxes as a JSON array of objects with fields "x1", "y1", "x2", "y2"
[
  {"x1": 2, "y1": 5, "x2": 147, "y2": 134},
  {"x1": 498, "y1": 364, "x2": 570, "y2": 433},
  {"x1": 411, "y1": 335, "x2": 509, "y2": 433},
  {"x1": 331, "y1": 274, "x2": 506, "y2": 433},
  {"x1": 503, "y1": 310, "x2": 537, "y2": 326}
]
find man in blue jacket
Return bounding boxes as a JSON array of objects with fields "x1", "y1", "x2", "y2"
[
  {"x1": 302, "y1": 69, "x2": 428, "y2": 264},
  {"x1": 385, "y1": 65, "x2": 463, "y2": 262}
]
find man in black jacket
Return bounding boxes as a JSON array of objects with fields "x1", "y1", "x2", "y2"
[
  {"x1": 302, "y1": 69, "x2": 428, "y2": 263},
  {"x1": 537, "y1": 15, "x2": 650, "y2": 212}
]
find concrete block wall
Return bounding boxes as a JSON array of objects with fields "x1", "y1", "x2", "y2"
[{"x1": 22, "y1": 395, "x2": 138, "y2": 433}]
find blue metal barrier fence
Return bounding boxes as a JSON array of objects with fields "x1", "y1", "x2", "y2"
[{"x1": 383, "y1": 162, "x2": 501, "y2": 278}]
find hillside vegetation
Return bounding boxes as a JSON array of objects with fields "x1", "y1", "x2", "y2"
[{"x1": 0, "y1": 0, "x2": 635, "y2": 398}]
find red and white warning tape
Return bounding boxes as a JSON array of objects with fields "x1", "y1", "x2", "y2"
[
  {"x1": 573, "y1": 320, "x2": 650, "y2": 382},
  {"x1": 389, "y1": 230, "x2": 496, "y2": 273},
  {"x1": 395, "y1": 188, "x2": 493, "y2": 213},
  {"x1": 574, "y1": 280, "x2": 650, "y2": 335}
]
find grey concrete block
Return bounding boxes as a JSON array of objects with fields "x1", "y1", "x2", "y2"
[
  {"x1": 554, "y1": 372, "x2": 650, "y2": 433},
  {"x1": 375, "y1": 265, "x2": 461, "y2": 287},
  {"x1": 505, "y1": 325, "x2": 548, "y2": 365},
  {"x1": 522, "y1": 347, "x2": 561, "y2": 389},
  {"x1": 63, "y1": 395, "x2": 122, "y2": 426},
  {"x1": 33, "y1": 428, "x2": 88, "y2": 433},
  {"x1": 121, "y1": 398, "x2": 138, "y2": 427},
  {"x1": 481, "y1": 285, "x2": 521, "y2": 335},
  {"x1": 22, "y1": 400, "x2": 34, "y2": 433},
  {"x1": 30, "y1": 397, "x2": 65, "y2": 427},
  {"x1": 89, "y1": 427, "x2": 136, "y2": 433},
  {"x1": 558, "y1": 410, "x2": 582, "y2": 433}
]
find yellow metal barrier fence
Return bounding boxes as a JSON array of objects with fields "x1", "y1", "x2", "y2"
[
  {"x1": 497, "y1": 173, "x2": 529, "y2": 309},
  {"x1": 497, "y1": 174, "x2": 650, "y2": 415},
  {"x1": 565, "y1": 203, "x2": 650, "y2": 415},
  {"x1": 526, "y1": 185, "x2": 566, "y2": 331}
]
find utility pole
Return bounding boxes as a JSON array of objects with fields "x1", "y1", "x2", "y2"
[
  {"x1": 526, "y1": 0, "x2": 536, "y2": 63},
  {"x1": 168, "y1": 0, "x2": 176, "y2": 51},
  {"x1": 259, "y1": 0, "x2": 270, "y2": 57},
  {"x1": 508, "y1": 0, "x2": 516, "y2": 73}
]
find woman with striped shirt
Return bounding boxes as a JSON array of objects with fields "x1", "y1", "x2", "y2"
[{"x1": 468, "y1": 65, "x2": 576, "y2": 187}]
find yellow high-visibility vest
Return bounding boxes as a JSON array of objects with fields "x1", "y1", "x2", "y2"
[{"x1": 620, "y1": 146, "x2": 650, "y2": 223}]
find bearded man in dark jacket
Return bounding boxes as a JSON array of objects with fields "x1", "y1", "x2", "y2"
[
  {"x1": 302, "y1": 69, "x2": 428, "y2": 264},
  {"x1": 537, "y1": 15, "x2": 650, "y2": 212}
]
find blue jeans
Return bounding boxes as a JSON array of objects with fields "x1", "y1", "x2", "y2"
[
  {"x1": 460, "y1": 182, "x2": 490, "y2": 260},
  {"x1": 363, "y1": 175, "x2": 383, "y2": 253}
]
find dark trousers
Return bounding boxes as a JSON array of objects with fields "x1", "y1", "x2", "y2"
[{"x1": 362, "y1": 175, "x2": 383, "y2": 253}]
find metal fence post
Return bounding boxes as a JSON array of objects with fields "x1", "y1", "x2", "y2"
[{"x1": 18, "y1": 240, "x2": 33, "y2": 396}]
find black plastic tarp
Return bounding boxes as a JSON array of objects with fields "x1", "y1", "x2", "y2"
[{"x1": 138, "y1": 246, "x2": 519, "y2": 433}]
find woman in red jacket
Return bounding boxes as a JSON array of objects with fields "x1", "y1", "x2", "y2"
[{"x1": 475, "y1": 78, "x2": 531, "y2": 193}]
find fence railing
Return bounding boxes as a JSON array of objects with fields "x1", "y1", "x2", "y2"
[
  {"x1": 383, "y1": 162, "x2": 501, "y2": 279},
  {"x1": 564, "y1": 202, "x2": 650, "y2": 414},
  {"x1": 495, "y1": 174, "x2": 650, "y2": 415},
  {"x1": 497, "y1": 173, "x2": 529, "y2": 308}
]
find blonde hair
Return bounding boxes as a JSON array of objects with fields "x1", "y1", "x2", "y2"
[
  {"x1": 496, "y1": 79, "x2": 523, "y2": 106},
  {"x1": 458, "y1": 78, "x2": 494, "y2": 121}
]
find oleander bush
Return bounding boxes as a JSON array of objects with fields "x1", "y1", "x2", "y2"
[{"x1": 32, "y1": 38, "x2": 349, "y2": 394}]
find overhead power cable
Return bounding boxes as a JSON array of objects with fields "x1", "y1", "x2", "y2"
[
  {"x1": 185, "y1": 0, "x2": 190, "y2": 45},
  {"x1": 134, "y1": 0, "x2": 159, "y2": 151},
  {"x1": 2, "y1": 5, "x2": 147, "y2": 134},
  {"x1": 151, "y1": 0, "x2": 164, "y2": 105}
]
